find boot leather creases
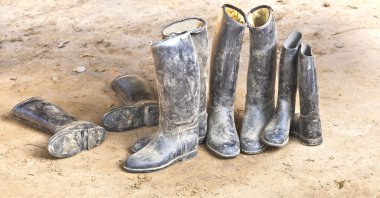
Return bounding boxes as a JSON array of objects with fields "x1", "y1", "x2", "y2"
[
  {"x1": 124, "y1": 33, "x2": 201, "y2": 173},
  {"x1": 261, "y1": 30, "x2": 302, "y2": 147},
  {"x1": 12, "y1": 97, "x2": 106, "y2": 158},
  {"x1": 240, "y1": 5, "x2": 277, "y2": 155},
  {"x1": 206, "y1": 4, "x2": 246, "y2": 158},
  {"x1": 289, "y1": 44, "x2": 323, "y2": 146}
]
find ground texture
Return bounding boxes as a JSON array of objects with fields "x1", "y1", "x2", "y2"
[{"x1": 1, "y1": 0, "x2": 380, "y2": 197}]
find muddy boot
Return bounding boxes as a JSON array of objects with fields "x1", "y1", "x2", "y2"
[
  {"x1": 290, "y1": 44, "x2": 323, "y2": 145},
  {"x1": 123, "y1": 32, "x2": 200, "y2": 172},
  {"x1": 261, "y1": 31, "x2": 302, "y2": 147},
  {"x1": 130, "y1": 17, "x2": 209, "y2": 152},
  {"x1": 12, "y1": 97, "x2": 106, "y2": 158},
  {"x1": 102, "y1": 75, "x2": 159, "y2": 132},
  {"x1": 206, "y1": 4, "x2": 246, "y2": 158},
  {"x1": 240, "y1": 5, "x2": 277, "y2": 154}
]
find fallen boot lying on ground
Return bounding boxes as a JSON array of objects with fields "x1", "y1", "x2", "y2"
[
  {"x1": 12, "y1": 97, "x2": 106, "y2": 158},
  {"x1": 261, "y1": 31, "x2": 302, "y2": 147},
  {"x1": 102, "y1": 75, "x2": 159, "y2": 132},
  {"x1": 206, "y1": 4, "x2": 246, "y2": 158},
  {"x1": 130, "y1": 17, "x2": 209, "y2": 152},
  {"x1": 290, "y1": 43, "x2": 323, "y2": 145},
  {"x1": 240, "y1": 5, "x2": 277, "y2": 154},
  {"x1": 123, "y1": 32, "x2": 201, "y2": 173}
]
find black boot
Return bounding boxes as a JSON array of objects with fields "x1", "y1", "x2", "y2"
[
  {"x1": 290, "y1": 44, "x2": 323, "y2": 145},
  {"x1": 206, "y1": 4, "x2": 246, "y2": 158},
  {"x1": 123, "y1": 32, "x2": 200, "y2": 172},
  {"x1": 102, "y1": 75, "x2": 159, "y2": 132},
  {"x1": 261, "y1": 31, "x2": 302, "y2": 147},
  {"x1": 240, "y1": 5, "x2": 277, "y2": 154},
  {"x1": 130, "y1": 17, "x2": 209, "y2": 152},
  {"x1": 12, "y1": 97, "x2": 106, "y2": 158}
]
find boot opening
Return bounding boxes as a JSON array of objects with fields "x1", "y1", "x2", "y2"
[
  {"x1": 162, "y1": 18, "x2": 206, "y2": 37},
  {"x1": 284, "y1": 31, "x2": 302, "y2": 49},
  {"x1": 248, "y1": 7, "x2": 271, "y2": 27},
  {"x1": 300, "y1": 44, "x2": 313, "y2": 56},
  {"x1": 225, "y1": 6, "x2": 245, "y2": 24}
]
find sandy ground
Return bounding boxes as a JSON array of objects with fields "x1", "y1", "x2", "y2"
[{"x1": 1, "y1": 0, "x2": 380, "y2": 197}]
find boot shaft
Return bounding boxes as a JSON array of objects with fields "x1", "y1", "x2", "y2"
[
  {"x1": 276, "y1": 31, "x2": 302, "y2": 113},
  {"x1": 151, "y1": 33, "x2": 200, "y2": 131},
  {"x1": 161, "y1": 17, "x2": 209, "y2": 112},
  {"x1": 209, "y1": 4, "x2": 246, "y2": 108},
  {"x1": 12, "y1": 97, "x2": 76, "y2": 134},
  {"x1": 111, "y1": 75, "x2": 157, "y2": 105},
  {"x1": 246, "y1": 5, "x2": 277, "y2": 107}
]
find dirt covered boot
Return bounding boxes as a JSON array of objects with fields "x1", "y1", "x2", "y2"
[
  {"x1": 123, "y1": 32, "x2": 200, "y2": 172},
  {"x1": 130, "y1": 17, "x2": 209, "y2": 153},
  {"x1": 240, "y1": 5, "x2": 277, "y2": 154},
  {"x1": 102, "y1": 75, "x2": 159, "y2": 132},
  {"x1": 261, "y1": 31, "x2": 302, "y2": 147},
  {"x1": 206, "y1": 4, "x2": 246, "y2": 158},
  {"x1": 12, "y1": 97, "x2": 106, "y2": 158},
  {"x1": 290, "y1": 44, "x2": 323, "y2": 145}
]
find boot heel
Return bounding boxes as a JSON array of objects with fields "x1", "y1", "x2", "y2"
[{"x1": 179, "y1": 151, "x2": 197, "y2": 161}]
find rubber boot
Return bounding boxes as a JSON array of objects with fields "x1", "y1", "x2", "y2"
[
  {"x1": 12, "y1": 97, "x2": 106, "y2": 158},
  {"x1": 261, "y1": 31, "x2": 302, "y2": 147},
  {"x1": 290, "y1": 44, "x2": 323, "y2": 145},
  {"x1": 130, "y1": 17, "x2": 209, "y2": 152},
  {"x1": 123, "y1": 32, "x2": 200, "y2": 172},
  {"x1": 240, "y1": 5, "x2": 277, "y2": 154},
  {"x1": 206, "y1": 4, "x2": 246, "y2": 158},
  {"x1": 102, "y1": 75, "x2": 159, "y2": 132}
]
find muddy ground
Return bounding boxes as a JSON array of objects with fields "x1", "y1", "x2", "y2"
[{"x1": 1, "y1": 0, "x2": 380, "y2": 197}]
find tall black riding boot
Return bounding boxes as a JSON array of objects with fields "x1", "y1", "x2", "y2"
[
  {"x1": 130, "y1": 17, "x2": 209, "y2": 153},
  {"x1": 12, "y1": 97, "x2": 106, "y2": 158},
  {"x1": 206, "y1": 4, "x2": 246, "y2": 158},
  {"x1": 261, "y1": 31, "x2": 302, "y2": 147},
  {"x1": 102, "y1": 75, "x2": 159, "y2": 132},
  {"x1": 240, "y1": 5, "x2": 277, "y2": 154},
  {"x1": 124, "y1": 32, "x2": 200, "y2": 172},
  {"x1": 290, "y1": 44, "x2": 323, "y2": 145}
]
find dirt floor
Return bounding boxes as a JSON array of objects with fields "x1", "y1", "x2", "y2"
[{"x1": 1, "y1": 0, "x2": 380, "y2": 197}]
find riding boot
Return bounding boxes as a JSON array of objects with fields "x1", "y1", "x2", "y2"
[
  {"x1": 12, "y1": 97, "x2": 106, "y2": 158},
  {"x1": 102, "y1": 75, "x2": 159, "y2": 132},
  {"x1": 123, "y1": 32, "x2": 200, "y2": 172},
  {"x1": 261, "y1": 31, "x2": 302, "y2": 147},
  {"x1": 290, "y1": 44, "x2": 323, "y2": 145},
  {"x1": 130, "y1": 17, "x2": 208, "y2": 152},
  {"x1": 206, "y1": 4, "x2": 246, "y2": 158},
  {"x1": 240, "y1": 5, "x2": 277, "y2": 154}
]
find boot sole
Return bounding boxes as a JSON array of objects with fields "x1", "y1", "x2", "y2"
[
  {"x1": 206, "y1": 142, "x2": 240, "y2": 158},
  {"x1": 102, "y1": 104, "x2": 159, "y2": 132},
  {"x1": 289, "y1": 131, "x2": 323, "y2": 146},
  {"x1": 241, "y1": 145, "x2": 267, "y2": 155},
  {"x1": 123, "y1": 150, "x2": 197, "y2": 173},
  {"x1": 48, "y1": 125, "x2": 106, "y2": 158}
]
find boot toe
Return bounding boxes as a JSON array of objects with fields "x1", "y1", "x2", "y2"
[
  {"x1": 207, "y1": 139, "x2": 240, "y2": 158},
  {"x1": 240, "y1": 138, "x2": 266, "y2": 154},
  {"x1": 262, "y1": 129, "x2": 289, "y2": 147}
]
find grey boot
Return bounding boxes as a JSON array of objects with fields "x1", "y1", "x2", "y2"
[
  {"x1": 12, "y1": 97, "x2": 106, "y2": 158},
  {"x1": 261, "y1": 31, "x2": 302, "y2": 147},
  {"x1": 240, "y1": 5, "x2": 277, "y2": 154},
  {"x1": 290, "y1": 44, "x2": 323, "y2": 145},
  {"x1": 206, "y1": 4, "x2": 246, "y2": 158},
  {"x1": 123, "y1": 32, "x2": 200, "y2": 172},
  {"x1": 102, "y1": 75, "x2": 159, "y2": 132},
  {"x1": 130, "y1": 17, "x2": 209, "y2": 152}
]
